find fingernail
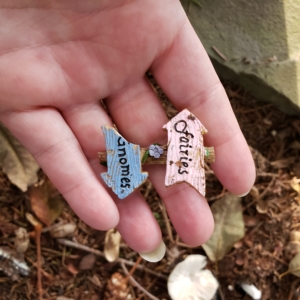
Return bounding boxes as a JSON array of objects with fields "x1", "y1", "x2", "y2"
[
  {"x1": 138, "y1": 240, "x2": 166, "y2": 263},
  {"x1": 237, "y1": 190, "x2": 251, "y2": 197}
]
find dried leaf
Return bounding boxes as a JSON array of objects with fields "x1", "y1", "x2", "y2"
[
  {"x1": 202, "y1": 194, "x2": 245, "y2": 262},
  {"x1": 280, "y1": 252, "x2": 300, "y2": 278},
  {"x1": 0, "y1": 123, "x2": 39, "y2": 191},
  {"x1": 25, "y1": 212, "x2": 42, "y2": 227},
  {"x1": 30, "y1": 182, "x2": 64, "y2": 227},
  {"x1": 67, "y1": 263, "x2": 79, "y2": 276},
  {"x1": 104, "y1": 229, "x2": 122, "y2": 262}
]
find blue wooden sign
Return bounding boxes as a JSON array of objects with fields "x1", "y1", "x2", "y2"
[{"x1": 101, "y1": 126, "x2": 148, "y2": 199}]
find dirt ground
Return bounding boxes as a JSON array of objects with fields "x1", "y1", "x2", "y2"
[{"x1": 0, "y1": 78, "x2": 300, "y2": 300}]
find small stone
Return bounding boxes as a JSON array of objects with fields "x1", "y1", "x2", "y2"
[{"x1": 79, "y1": 254, "x2": 96, "y2": 271}]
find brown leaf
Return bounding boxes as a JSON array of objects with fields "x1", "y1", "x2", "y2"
[
  {"x1": 202, "y1": 194, "x2": 245, "y2": 262},
  {"x1": 0, "y1": 123, "x2": 39, "y2": 191},
  {"x1": 104, "y1": 229, "x2": 122, "y2": 262},
  {"x1": 30, "y1": 182, "x2": 64, "y2": 227},
  {"x1": 66, "y1": 263, "x2": 78, "y2": 276},
  {"x1": 280, "y1": 252, "x2": 300, "y2": 279}
]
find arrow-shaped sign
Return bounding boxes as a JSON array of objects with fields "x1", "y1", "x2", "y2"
[
  {"x1": 101, "y1": 126, "x2": 148, "y2": 199},
  {"x1": 163, "y1": 109, "x2": 208, "y2": 197}
]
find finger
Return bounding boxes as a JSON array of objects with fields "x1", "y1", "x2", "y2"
[
  {"x1": 106, "y1": 77, "x2": 168, "y2": 146},
  {"x1": 147, "y1": 165, "x2": 214, "y2": 246},
  {"x1": 92, "y1": 158, "x2": 162, "y2": 255},
  {"x1": 62, "y1": 100, "x2": 163, "y2": 256},
  {"x1": 106, "y1": 77, "x2": 214, "y2": 247},
  {"x1": 151, "y1": 20, "x2": 255, "y2": 196},
  {"x1": 0, "y1": 108, "x2": 119, "y2": 230},
  {"x1": 62, "y1": 101, "x2": 111, "y2": 159}
]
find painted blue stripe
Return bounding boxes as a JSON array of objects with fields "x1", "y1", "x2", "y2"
[{"x1": 101, "y1": 126, "x2": 148, "y2": 199}]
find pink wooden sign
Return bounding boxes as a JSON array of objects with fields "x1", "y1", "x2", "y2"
[{"x1": 163, "y1": 109, "x2": 208, "y2": 197}]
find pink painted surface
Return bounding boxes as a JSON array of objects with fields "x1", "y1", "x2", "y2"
[{"x1": 163, "y1": 109, "x2": 207, "y2": 197}]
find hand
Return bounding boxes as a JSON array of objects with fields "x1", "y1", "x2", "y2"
[{"x1": 0, "y1": 0, "x2": 255, "y2": 261}]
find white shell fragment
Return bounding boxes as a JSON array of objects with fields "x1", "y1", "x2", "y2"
[
  {"x1": 168, "y1": 255, "x2": 219, "y2": 300},
  {"x1": 240, "y1": 283, "x2": 262, "y2": 300},
  {"x1": 104, "y1": 229, "x2": 122, "y2": 262},
  {"x1": 50, "y1": 223, "x2": 76, "y2": 238},
  {"x1": 14, "y1": 227, "x2": 29, "y2": 253}
]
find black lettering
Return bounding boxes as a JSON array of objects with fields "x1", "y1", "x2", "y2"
[
  {"x1": 121, "y1": 177, "x2": 130, "y2": 183},
  {"x1": 119, "y1": 158, "x2": 127, "y2": 164},
  {"x1": 174, "y1": 120, "x2": 194, "y2": 138},
  {"x1": 180, "y1": 136, "x2": 189, "y2": 143},
  {"x1": 180, "y1": 144, "x2": 191, "y2": 151},
  {"x1": 180, "y1": 157, "x2": 188, "y2": 161},
  {"x1": 121, "y1": 183, "x2": 130, "y2": 188},
  {"x1": 174, "y1": 120, "x2": 187, "y2": 133},
  {"x1": 118, "y1": 147, "x2": 126, "y2": 157},
  {"x1": 180, "y1": 150, "x2": 188, "y2": 156},
  {"x1": 182, "y1": 162, "x2": 189, "y2": 168},
  {"x1": 121, "y1": 165, "x2": 130, "y2": 176},
  {"x1": 117, "y1": 137, "x2": 126, "y2": 146},
  {"x1": 178, "y1": 168, "x2": 188, "y2": 175}
]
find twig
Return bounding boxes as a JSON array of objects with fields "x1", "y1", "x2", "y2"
[
  {"x1": 143, "y1": 181, "x2": 152, "y2": 199},
  {"x1": 57, "y1": 239, "x2": 168, "y2": 280},
  {"x1": 287, "y1": 279, "x2": 300, "y2": 300},
  {"x1": 212, "y1": 46, "x2": 228, "y2": 61},
  {"x1": 120, "y1": 261, "x2": 159, "y2": 300},
  {"x1": 245, "y1": 178, "x2": 275, "y2": 210},
  {"x1": 36, "y1": 224, "x2": 43, "y2": 300},
  {"x1": 124, "y1": 256, "x2": 142, "y2": 284},
  {"x1": 118, "y1": 258, "x2": 168, "y2": 280},
  {"x1": 218, "y1": 286, "x2": 225, "y2": 300},
  {"x1": 256, "y1": 172, "x2": 279, "y2": 177},
  {"x1": 26, "y1": 257, "x2": 53, "y2": 280},
  {"x1": 159, "y1": 203, "x2": 174, "y2": 243},
  {"x1": 41, "y1": 221, "x2": 63, "y2": 233},
  {"x1": 208, "y1": 187, "x2": 226, "y2": 201},
  {"x1": 175, "y1": 241, "x2": 200, "y2": 249},
  {"x1": 57, "y1": 239, "x2": 104, "y2": 256},
  {"x1": 98, "y1": 146, "x2": 215, "y2": 165}
]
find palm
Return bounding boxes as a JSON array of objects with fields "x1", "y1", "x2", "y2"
[
  {"x1": 1, "y1": 2, "x2": 182, "y2": 111},
  {"x1": 0, "y1": 1, "x2": 255, "y2": 260}
]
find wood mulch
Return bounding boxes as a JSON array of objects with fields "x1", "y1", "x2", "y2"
[{"x1": 0, "y1": 78, "x2": 300, "y2": 300}]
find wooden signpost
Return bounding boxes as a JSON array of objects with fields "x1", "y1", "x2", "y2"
[
  {"x1": 101, "y1": 126, "x2": 148, "y2": 199},
  {"x1": 163, "y1": 109, "x2": 208, "y2": 197},
  {"x1": 99, "y1": 110, "x2": 214, "y2": 199}
]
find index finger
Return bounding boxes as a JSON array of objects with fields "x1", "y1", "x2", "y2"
[{"x1": 151, "y1": 20, "x2": 255, "y2": 196}]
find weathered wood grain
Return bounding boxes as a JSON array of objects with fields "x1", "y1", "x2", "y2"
[
  {"x1": 163, "y1": 109, "x2": 207, "y2": 197},
  {"x1": 101, "y1": 126, "x2": 148, "y2": 199}
]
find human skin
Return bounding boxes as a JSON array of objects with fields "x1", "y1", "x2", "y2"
[{"x1": 0, "y1": 0, "x2": 255, "y2": 256}]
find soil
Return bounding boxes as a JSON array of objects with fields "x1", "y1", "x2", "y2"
[{"x1": 0, "y1": 78, "x2": 300, "y2": 300}]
